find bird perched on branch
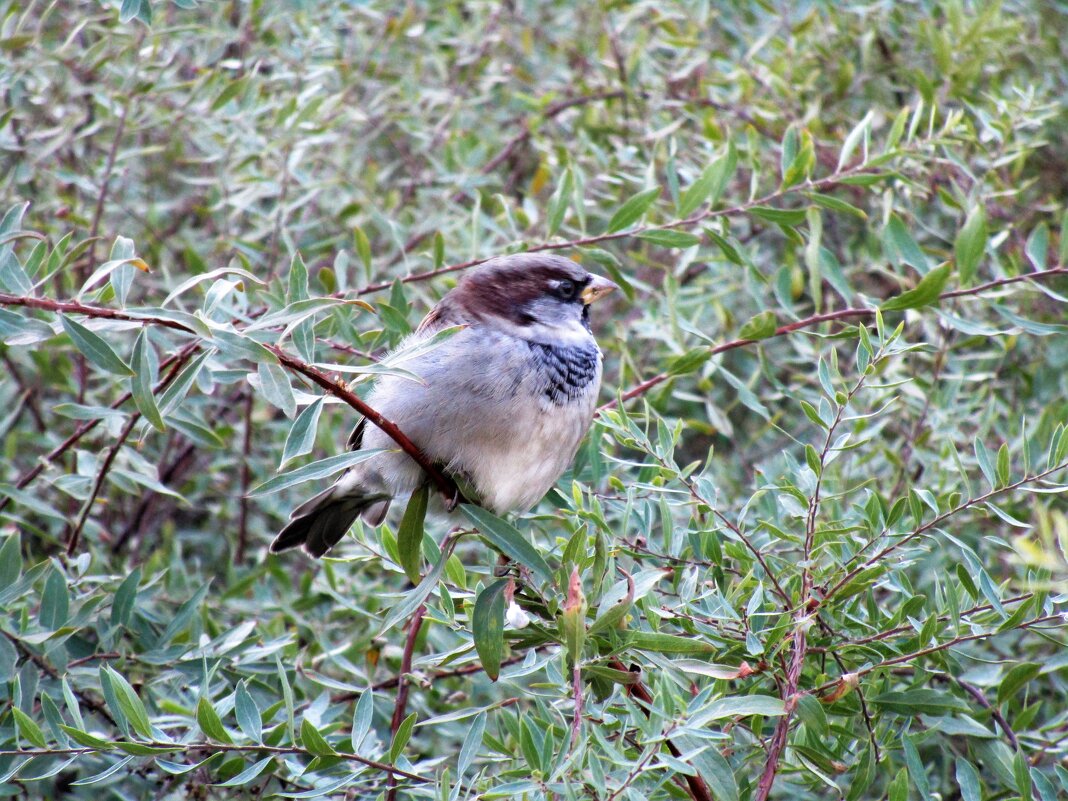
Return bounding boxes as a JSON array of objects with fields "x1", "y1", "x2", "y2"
[{"x1": 270, "y1": 253, "x2": 617, "y2": 557}]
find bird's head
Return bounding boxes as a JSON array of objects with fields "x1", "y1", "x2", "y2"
[{"x1": 453, "y1": 254, "x2": 617, "y2": 344}]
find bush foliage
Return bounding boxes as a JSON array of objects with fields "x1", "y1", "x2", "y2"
[{"x1": 1, "y1": 1, "x2": 1067, "y2": 799}]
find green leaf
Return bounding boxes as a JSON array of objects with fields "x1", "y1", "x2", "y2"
[
  {"x1": 235, "y1": 681, "x2": 262, "y2": 744},
  {"x1": 250, "y1": 448, "x2": 385, "y2": 496},
  {"x1": 955, "y1": 206, "x2": 987, "y2": 285},
  {"x1": 606, "y1": 187, "x2": 661, "y2": 233},
  {"x1": 61, "y1": 317, "x2": 133, "y2": 376},
  {"x1": 636, "y1": 229, "x2": 701, "y2": 248},
  {"x1": 748, "y1": 206, "x2": 807, "y2": 225},
  {"x1": 110, "y1": 566, "x2": 141, "y2": 627},
  {"x1": 679, "y1": 145, "x2": 737, "y2": 217},
  {"x1": 880, "y1": 262, "x2": 952, "y2": 311},
  {"x1": 214, "y1": 756, "x2": 274, "y2": 787},
  {"x1": 0, "y1": 533, "x2": 20, "y2": 587},
  {"x1": 389, "y1": 712, "x2": 417, "y2": 763},
  {"x1": 354, "y1": 226, "x2": 372, "y2": 271},
  {"x1": 472, "y1": 579, "x2": 508, "y2": 681},
  {"x1": 196, "y1": 697, "x2": 233, "y2": 744},
  {"x1": 1026, "y1": 222, "x2": 1049, "y2": 270},
  {"x1": 903, "y1": 734, "x2": 932, "y2": 801},
  {"x1": 996, "y1": 442, "x2": 1011, "y2": 487},
  {"x1": 667, "y1": 347, "x2": 712, "y2": 376},
  {"x1": 546, "y1": 168, "x2": 573, "y2": 237},
  {"x1": 997, "y1": 662, "x2": 1041, "y2": 706},
  {"x1": 803, "y1": 192, "x2": 867, "y2": 219},
  {"x1": 738, "y1": 310, "x2": 778, "y2": 340},
  {"x1": 104, "y1": 666, "x2": 153, "y2": 739},
  {"x1": 691, "y1": 695, "x2": 786, "y2": 725},
  {"x1": 887, "y1": 767, "x2": 909, "y2": 801},
  {"x1": 871, "y1": 688, "x2": 966, "y2": 716},
  {"x1": 397, "y1": 483, "x2": 429, "y2": 583},
  {"x1": 257, "y1": 362, "x2": 296, "y2": 419},
  {"x1": 11, "y1": 707, "x2": 47, "y2": 748},
  {"x1": 625, "y1": 631, "x2": 717, "y2": 654},
  {"x1": 59, "y1": 725, "x2": 113, "y2": 749},
  {"x1": 378, "y1": 538, "x2": 455, "y2": 635},
  {"x1": 300, "y1": 717, "x2": 337, "y2": 756},
  {"x1": 130, "y1": 328, "x2": 165, "y2": 432},
  {"x1": 281, "y1": 397, "x2": 324, "y2": 466},
  {"x1": 460, "y1": 505, "x2": 555, "y2": 587},
  {"x1": 955, "y1": 758, "x2": 982, "y2": 801},
  {"x1": 39, "y1": 567, "x2": 69, "y2": 630},
  {"x1": 883, "y1": 215, "x2": 929, "y2": 272}
]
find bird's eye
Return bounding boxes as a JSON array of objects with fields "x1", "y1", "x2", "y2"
[{"x1": 555, "y1": 279, "x2": 576, "y2": 300}]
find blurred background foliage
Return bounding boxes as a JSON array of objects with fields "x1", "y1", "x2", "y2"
[{"x1": 1, "y1": 0, "x2": 1067, "y2": 798}]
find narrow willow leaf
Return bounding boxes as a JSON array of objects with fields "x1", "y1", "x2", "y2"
[
  {"x1": 461, "y1": 505, "x2": 554, "y2": 587},
  {"x1": 748, "y1": 206, "x2": 806, "y2": 225},
  {"x1": 250, "y1": 449, "x2": 384, "y2": 496},
  {"x1": 388, "y1": 712, "x2": 416, "y2": 763},
  {"x1": 110, "y1": 566, "x2": 141, "y2": 627},
  {"x1": 60, "y1": 317, "x2": 133, "y2": 376},
  {"x1": 880, "y1": 262, "x2": 952, "y2": 311},
  {"x1": 679, "y1": 146, "x2": 736, "y2": 217},
  {"x1": 997, "y1": 662, "x2": 1041, "y2": 705},
  {"x1": 397, "y1": 483, "x2": 430, "y2": 583},
  {"x1": 39, "y1": 568, "x2": 69, "y2": 630},
  {"x1": 196, "y1": 697, "x2": 233, "y2": 744},
  {"x1": 1026, "y1": 222, "x2": 1049, "y2": 270},
  {"x1": 883, "y1": 215, "x2": 929, "y2": 272},
  {"x1": 105, "y1": 666, "x2": 153, "y2": 739},
  {"x1": 281, "y1": 397, "x2": 324, "y2": 466},
  {"x1": 130, "y1": 328, "x2": 165, "y2": 432},
  {"x1": 803, "y1": 192, "x2": 867, "y2": 219},
  {"x1": 638, "y1": 229, "x2": 701, "y2": 249},
  {"x1": 70, "y1": 755, "x2": 135, "y2": 786},
  {"x1": 738, "y1": 310, "x2": 777, "y2": 340},
  {"x1": 59, "y1": 725, "x2": 112, "y2": 749},
  {"x1": 458, "y1": 711, "x2": 486, "y2": 776},
  {"x1": 546, "y1": 168, "x2": 573, "y2": 236},
  {"x1": 606, "y1": 187, "x2": 661, "y2": 233},
  {"x1": 214, "y1": 756, "x2": 274, "y2": 787},
  {"x1": 955, "y1": 206, "x2": 987, "y2": 285},
  {"x1": 626, "y1": 631, "x2": 717, "y2": 654},
  {"x1": 11, "y1": 707, "x2": 47, "y2": 748},
  {"x1": 300, "y1": 717, "x2": 337, "y2": 756},
  {"x1": 871, "y1": 689, "x2": 966, "y2": 715},
  {"x1": 472, "y1": 579, "x2": 508, "y2": 681},
  {"x1": 838, "y1": 111, "x2": 873, "y2": 170},
  {"x1": 257, "y1": 361, "x2": 296, "y2": 419},
  {"x1": 378, "y1": 538, "x2": 455, "y2": 635},
  {"x1": 235, "y1": 681, "x2": 262, "y2": 744},
  {"x1": 351, "y1": 690, "x2": 374, "y2": 753}
]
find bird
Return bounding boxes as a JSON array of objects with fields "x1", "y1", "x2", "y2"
[{"x1": 270, "y1": 253, "x2": 617, "y2": 557}]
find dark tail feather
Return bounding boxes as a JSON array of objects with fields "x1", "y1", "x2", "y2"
[{"x1": 270, "y1": 486, "x2": 391, "y2": 557}]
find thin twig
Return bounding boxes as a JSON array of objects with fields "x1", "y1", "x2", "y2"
[
  {"x1": 268, "y1": 346, "x2": 462, "y2": 505},
  {"x1": 66, "y1": 411, "x2": 139, "y2": 556},
  {"x1": 236, "y1": 390, "x2": 254, "y2": 563},
  {"x1": 611, "y1": 660, "x2": 713, "y2": 801},
  {"x1": 600, "y1": 266, "x2": 1068, "y2": 412},
  {"x1": 385, "y1": 603, "x2": 428, "y2": 801}
]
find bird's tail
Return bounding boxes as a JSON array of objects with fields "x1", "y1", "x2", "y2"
[{"x1": 270, "y1": 475, "x2": 391, "y2": 557}]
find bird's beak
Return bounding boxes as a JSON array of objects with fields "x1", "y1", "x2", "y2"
[{"x1": 581, "y1": 274, "x2": 618, "y2": 304}]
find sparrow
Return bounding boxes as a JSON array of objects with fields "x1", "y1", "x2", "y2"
[{"x1": 270, "y1": 253, "x2": 617, "y2": 557}]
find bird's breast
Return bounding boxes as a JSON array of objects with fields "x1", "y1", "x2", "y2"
[{"x1": 526, "y1": 340, "x2": 602, "y2": 405}]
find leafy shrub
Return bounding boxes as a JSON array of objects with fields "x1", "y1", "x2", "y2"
[{"x1": 1, "y1": 2, "x2": 1066, "y2": 799}]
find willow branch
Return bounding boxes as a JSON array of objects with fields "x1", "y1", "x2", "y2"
[{"x1": 601, "y1": 266, "x2": 1068, "y2": 412}]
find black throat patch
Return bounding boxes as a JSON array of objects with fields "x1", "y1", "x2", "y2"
[{"x1": 527, "y1": 341, "x2": 600, "y2": 405}]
